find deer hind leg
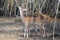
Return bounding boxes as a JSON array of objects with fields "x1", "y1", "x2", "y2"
[{"x1": 42, "y1": 27, "x2": 45, "y2": 38}]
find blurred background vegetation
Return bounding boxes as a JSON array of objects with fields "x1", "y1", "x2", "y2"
[{"x1": 0, "y1": 0, "x2": 60, "y2": 18}]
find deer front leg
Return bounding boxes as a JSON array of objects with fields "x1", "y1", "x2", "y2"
[
  {"x1": 26, "y1": 28, "x2": 29, "y2": 38},
  {"x1": 24, "y1": 28, "x2": 26, "y2": 38},
  {"x1": 24, "y1": 28, "x2": 29, "y2": 38},
  {"x1": 24, "y1": 21, "x2": 29, "y2": 38},
  {"x1": 25, "y1": 25, "x2": 29, "y2": 38}
]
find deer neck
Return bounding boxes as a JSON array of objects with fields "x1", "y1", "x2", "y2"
[{"x1": 18, "y1": 6, "x2": 25, "y2": 23}]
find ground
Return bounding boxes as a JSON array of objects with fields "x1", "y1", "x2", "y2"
[{"x1": 0, "y1": 18, "x2": 60, "y2": 40}]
